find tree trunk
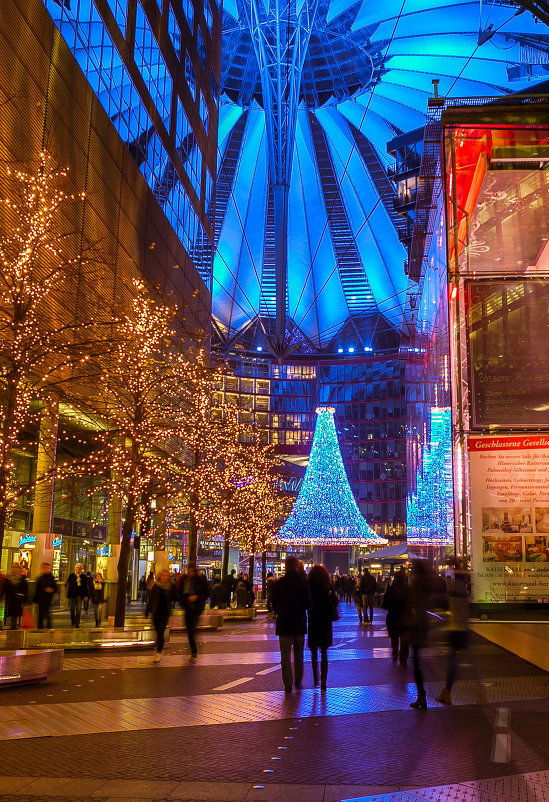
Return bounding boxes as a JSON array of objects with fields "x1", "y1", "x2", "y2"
[
  {"x1": 221, "y1": 525, "x2": 230, "y2": 578},
  {"x1": 187, "y1": 487, "x2": 199, "y2": 565},
  {"x1": 248, "y1": 552, "x2": 255, "y2": 582},
  {"x1": 0, "y1": 505, "x2": 7, "y2": 570},
  {"x1": 261, "y1": 551, "x2": 267, "y2": 600},
  {"x1": 115, "y1": 494, "x2": 137, "y2": 627}
]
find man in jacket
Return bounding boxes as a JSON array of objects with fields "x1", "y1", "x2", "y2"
[
  {"x1": 179, "y1": 564, "x2": 209, "y2": 662},
  {"x1": 34, "y1": 562, "x2": 58, "y2": 629},
  {"x1": 271, "y1": 556, "x2": 310, "y2": 693},
  {"x1": 359, "y1": 567, "x2": 377, "y2": 625},
  {"x1": 65, "y1": 563, "x2": 89, "y2": 628}
]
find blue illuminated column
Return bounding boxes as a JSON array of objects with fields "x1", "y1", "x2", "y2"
[
  {"x1": 278, "y1": 406, "x2": 387, "y2": 545},
  {"x1": 245, "y1": 0, "x2": 319, "y2": 345}
]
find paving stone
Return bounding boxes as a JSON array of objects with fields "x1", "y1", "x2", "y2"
[
  {"x1": 92, "y1": 781, "x2": 180, "y2": 798},
  {"x1": 244, "y1": 783, "x2": 325, "y2": 801},
  {"x1": 167, "y1": 782, "x2": 251, "y2": 800},
  {"x1": 323, "y1": 787, "x2": 402, "y2": 802},
  {"x1": 0, "y1": 777, "x2": 34, "y2": 793},
  {"x1": 20, "y1": 777, "x2": 108, "y2": 796}
]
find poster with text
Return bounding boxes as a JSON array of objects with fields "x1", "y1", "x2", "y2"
[{"x1": 469, "y1": 435, "x2": 549, "y2": 602}]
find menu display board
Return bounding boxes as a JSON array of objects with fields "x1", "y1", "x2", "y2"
[
  {"x1": 469, "y1": 434, "x2": 549, "y2": 602},
  {"x1": 466, "y1": 280, "x2": 549, "y2": 428}
]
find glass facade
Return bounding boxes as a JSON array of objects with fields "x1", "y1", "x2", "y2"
[
  {"x1": 215, "y1": 355, "x2": 407, "y2": 540},
  {"x1": 43, "y1": 0, "x2": 219, "y2": 286},
  {"x1": 406, "y1": 190, "x2": 454, "y2": 547}
]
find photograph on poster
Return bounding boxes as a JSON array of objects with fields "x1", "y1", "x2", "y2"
[
  {"x1": 482, "y1": 535, "x2": 523, "y2": 562},
  {"x1": 535, "y1": 508, "x2": 549, "y2": 533},
  {"x1": 481, "y1": 507, "x2": 533, "y2": 533},
  {"x1": 525, "y1": 536, "x2": 549, "y2": 561}
]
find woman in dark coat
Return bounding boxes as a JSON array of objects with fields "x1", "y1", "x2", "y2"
[
  {"x1": 382, "y1": 568, "x2": 410, "y2": 666},
  {"x1": 408, "y1": 559, "x2": 434, "y2": 710},
  {"x1": 307, "y1": 564, "x2": 336, "y2": 690},
  {"x1": 4, "y1": 563, "x2": 28, "y2": 629},
  {"x1": 92, "y1": 572, "x2": 106, "y2": 627},
  {"x1": 145, "y1": 569, "x2": 174, "y2": 663}
]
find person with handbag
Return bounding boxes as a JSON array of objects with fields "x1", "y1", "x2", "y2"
[
  {"x1": 4, "y1": 563, "x2": 28, "y2": 629},
  {"x1": 272, "y1": 556, "x2": 311, "y2": 693},
  {"x1": 146, "y1": 569, "x2": 174, "y2": 662},
  {"x1": 92, "y1": 572, "x2": 106, "y2": 627},
  {"x1": 307, "y1": 564, "x2": 337, "y2": 690}
]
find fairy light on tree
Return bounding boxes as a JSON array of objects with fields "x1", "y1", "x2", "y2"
[
  {"x1": 277, "y1": 406, "x2": 387, "y2": 546},
  {"x1": 234, "y1": 432, "x2": 283, "y2": 579},
  {"x1": 0, "y1": 153, "x2": 110, "y2": 562},
  {"x1": 88, "y1": 279, "x2": 193, "y2": 626}
]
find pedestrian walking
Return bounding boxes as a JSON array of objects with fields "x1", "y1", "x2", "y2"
[
  {"x1": 34, "y1": 562, "x2": 58, "y2": 629},
  {"x1": 408, "y1": 559, "x2": 434, "y2": 711},
  {"x1": 222, "y1": 569, "x2": 236, "y2": 608},
  {"x1": 92, "y1": 572, "x2": 106, "y2": 627},
  {"x1": 266, "y1": 571, "x2": 276, "y2": 614},
  {"x1": 352, "y1": 576, "x2": 364, "y2": 624},
  {"x1": 83, "y1": 572, "x2": 92, "y2": 613},
  {"x1": 179, "y1": 563, "x2": 209, "y2": 662},
  {"x1": 65, "y1": 564, "x2": 89, "y2": 628},
  {"x1": 271, "y1": 555, "x2": 311, "y2": 693},
  {"x1": 381, "y1": 568, "x2": 410, "y2": 666},
  {"x1": 359, "y1": 567, "x2": 377, "y2": 624},
  {"x1": 435, "y1": 572, "x2": 470, "y2": 705},
  {"x1": 4, "y1": 563, "x2": 28, "y2": 629},
  {"x1": 307, "y1": 564, "x2": 336, "y2": 690},
  {"x1": 146, "y1": 569, "x2": 174, "y2": 662}
]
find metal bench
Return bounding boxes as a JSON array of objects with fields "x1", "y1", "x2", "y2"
[
  {"x1": 0, "y1": 649, "x2": 64, "y2": 685},
  {"x1": 4, "y1": 627, "x2": 162, "y2": 651},
  {"x1": 220, "y1": 607, "x2": 256, "y2": 621}
]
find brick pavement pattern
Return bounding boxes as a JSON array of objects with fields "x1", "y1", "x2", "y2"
[{"x1": 0, "y1": 606, "x2": 549, "y2": 801}]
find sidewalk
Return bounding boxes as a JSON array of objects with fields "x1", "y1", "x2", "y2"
[{"x1": 0, "y1": 604, "x2": 547, "y2": 801}]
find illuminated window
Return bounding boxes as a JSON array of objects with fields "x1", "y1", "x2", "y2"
[
  {"x1": 182, "y1": 0, "x2": 194, "y2": 32},
  {"x1": 107, "y1": 0, "x2": 127, "y2": 33},
  {"x1": 199, "y1": 90, "x2": 209, "y2": 135},
  {"x1": 134, "y1": 4, "x2": 172, "y2": 123},
  {"x1": 204, "y1": 0, "x2": 213, "y2": 31},
  {"x1": 168, "y1": 6, "x2": 181, "y2": 56},
  {"x1": 197, "y1": 26, "x2": 206, "y2": 70},
  {"x1": 185, "y1": 51, "x2": 196, "y2": 99}
]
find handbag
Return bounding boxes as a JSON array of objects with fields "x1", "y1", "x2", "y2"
[
  {"x1": 21, "y1": 605, "x2": 35, "y2": 629},
  {"x1": 329, "y1": 590, "x2": 340, "y2": 622}
]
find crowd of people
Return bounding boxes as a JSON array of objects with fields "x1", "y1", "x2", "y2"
[
  {"x1": 0, "y1": 554, "x2": 470, "y2": 708},
  {"x1": 0, "y1": 561, "x2": 106, "y2": 630},
  {"x1": 268, "y1": 556, "x2": 470, "y2": 707}
]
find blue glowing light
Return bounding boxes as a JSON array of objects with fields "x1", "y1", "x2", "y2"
[
  {"x1": 277, "y1": 407, "x2": 388, "y2": 545},
  {"x1": 407, "y1": 407, "x2": 454, "y2": 545},
  {"x1": 256, "y1": 345, "x2": 263, "y2": 351},
  {"x1": 348, "y1": 347, "x2": 355, "y2": 353},
  {"x1": 337, "y1": 347, "x2": 343, "y2": 353}
]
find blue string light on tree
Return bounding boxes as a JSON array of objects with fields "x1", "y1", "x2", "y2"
[{"x1": 277, "y1": 407, "x2": 387, "y2": 546}]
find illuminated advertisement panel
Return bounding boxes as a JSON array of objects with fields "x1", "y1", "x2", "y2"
[
  {"x1": 466, "y1": 280, "x2": 549, "y2": 429},
  {"x1": 469, "y1": 434, "x2": 549, "y2": 602}
]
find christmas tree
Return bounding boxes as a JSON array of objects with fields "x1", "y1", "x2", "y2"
[{"x1": 277, "y1": 407, "x2": 387, "y2": 546}]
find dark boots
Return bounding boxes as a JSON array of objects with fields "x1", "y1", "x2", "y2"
[
  {"x1": 410, "y1": 692, "x2": 427, "y2": 711},
  {"x1": 320, "y1": 651, "x2": 328, "y2": 690},
  {"x1": 311, "y1": 653, "x2": 319, "y2": 687}
]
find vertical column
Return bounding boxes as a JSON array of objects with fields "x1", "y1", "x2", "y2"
[
  {"x1": 154, "y1": 495, "x2": 168, "y2": 572},
  {"x1": 105, "y1": 494, "x2": 122, "y2": 621},
  {"x1": 30, "y1": 401, "x2": 59, "y2": 580}
]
